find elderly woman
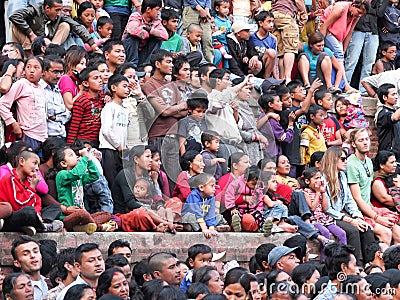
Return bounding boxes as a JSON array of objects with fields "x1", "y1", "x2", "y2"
[{"x1": 2, "y1": 273, "x2": 33, "y2": 300}]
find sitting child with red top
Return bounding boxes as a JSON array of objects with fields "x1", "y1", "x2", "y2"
[
  {"x1": 225, "y1": 166, "x2": 265, "y2": 232},
  {"x1": 0, "y1": 150, "x2": 62, "y2": 235}
]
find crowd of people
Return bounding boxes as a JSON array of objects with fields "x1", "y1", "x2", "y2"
[
  {"x1": 0, "y1": 0, "x2": 400, "y2": 298},
  {"x1": 3, "y1": 235, "x2": 400, "y2": 300}
]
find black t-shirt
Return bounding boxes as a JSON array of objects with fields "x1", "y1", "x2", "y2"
[
  {"x1": 281, "y1": 106, "x2": 308, "y2": 165},
  {"x1": 377, "y1": 105, "x2": 400, "y2": 160}
]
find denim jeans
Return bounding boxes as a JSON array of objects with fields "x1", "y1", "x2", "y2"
[
  {"x1": 123, "y1": 35, "x2": 162, "y2": 68},
  {"x1": 345, "y1": 31, "x2": 379, "y2": 91},
  {"x1": 325, "y1": 34, "x2": 344, "y2": 61},
  {"x1": 287, "y1": 215, "x2": 319, "y2": 239}
]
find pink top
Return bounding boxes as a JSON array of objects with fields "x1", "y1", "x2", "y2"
[
  {"x1": 303, "y1": 188, "x2": 334, "y2": 226},
  {"x1": 58, "y1": 75, "x2": 79, "y2": 98},
  {"x1": 321, "y1": 2, "x2": 356, "y2": 42},
  {"x1": 0, "y1": 78, "x2": 47, "y2": 142},
  {"x1": 123, "y1": 12, "x2": 168, "y2": 49},
  {"x1": 225, "y1": 175, "x2": 264, "y2": 212},
  {"x1": 0, "y1": 163, "x2": 49, "y2": 194}
]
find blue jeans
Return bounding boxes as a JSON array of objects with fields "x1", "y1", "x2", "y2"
[
  {"x1": 325, "y1": 34, "x2": 344, "y2": 61},
  {"x1": 287, "y1": 215, "x2": 319, "y2": 239},
  {"x1": 345, "y1": 31, "x2": 379, "y2": 91}
]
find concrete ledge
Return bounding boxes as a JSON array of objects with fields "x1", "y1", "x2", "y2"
[{"x1": 0, "y1": 232, "x2": 299, "y2": 267}]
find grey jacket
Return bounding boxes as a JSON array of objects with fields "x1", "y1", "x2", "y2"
[{"x1": 10, "y1": 4, "x2": 95, "y2": 45}]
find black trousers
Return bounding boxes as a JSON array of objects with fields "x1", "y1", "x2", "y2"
[{"x1": 2, "y1": 206, "x2": 45, "y2": 232}]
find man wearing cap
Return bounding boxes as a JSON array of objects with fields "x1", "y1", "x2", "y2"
[
  {"x1": 268, "y1": 246, "x2": 300, "y2": 276},
  {"x1": 227, "y1": 21, "x2": 262, "y2": 78},
  {"x1": 210, "y1": 251, "x2": 226, "y2": 278}
]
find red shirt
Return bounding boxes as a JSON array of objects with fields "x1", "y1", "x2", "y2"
[
  {"x1": 67, "y1": 91, "x2": 105, "y2": 143},
  {"x1": 0, "y1": 169, "x2": 41, "y2": 214}
]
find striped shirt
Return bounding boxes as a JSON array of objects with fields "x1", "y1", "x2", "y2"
[{"x1": 67, "y1": 91, "x2": 104, "y2": 143}]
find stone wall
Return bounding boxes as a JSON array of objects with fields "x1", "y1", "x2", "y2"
[{"x1": 0, "y1": 232, "x2": 296, "y2": 270}]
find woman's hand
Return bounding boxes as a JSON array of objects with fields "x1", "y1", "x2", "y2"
[{"x1": 377, "y1": 215, "x2": 396, "y2": 228}]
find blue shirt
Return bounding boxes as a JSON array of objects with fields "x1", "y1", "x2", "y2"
[
  {"x1": 250, "y1": 31, "x2": 277, "y2": 56},
  {"x1": 182, "y1": 188, "x2": 217, "y2": 227},
  {"x1": 214, "y1": 15, "x2": 232, "y2": 46},
  {"x1": 302, "y1": 42, "x2": 333, "y2": 78}
]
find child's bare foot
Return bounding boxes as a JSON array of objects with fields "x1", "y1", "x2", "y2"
[
  {"x1": 156, "y1": 223, "x2": 167, "y2": 233},
  {"x1": 278, "y1": 222, "x2": 298, "y2": 233}
]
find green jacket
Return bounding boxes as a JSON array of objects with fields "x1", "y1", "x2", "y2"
[{"x1": 56, "y1": 156, "x2": 99, "y2": 218}]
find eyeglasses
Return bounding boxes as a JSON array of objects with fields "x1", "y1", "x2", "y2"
[
  {"x1": 2, "y1": 49, "x2": 15, "y2": 54},
  {"x1": 363, "y1": 162, "x2": 371, "y2": 177},
  {"x1": 339, "y1": 156, "x2": 347, "y2": 162},
  {"x1": 49, "y1": 69, "x2": 64, "y2": 75}
]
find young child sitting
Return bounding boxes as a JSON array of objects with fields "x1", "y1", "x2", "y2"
[
  {"x1": 225, "y1": 166, "x2": 265, "y2": 233},
  {"x1": 91, "y1": 16, "x2": 114, "y2": 51},
  {"x1": 261, "y1": 171, "x2": 295, "y2": 237},
  {"x1": 372, "y1": 41, "x2": 396, "y2": 75},
  {"x1": 342, "y1": 93, "x2": 369, "y2": 131},
  {"x1": 181, "y1": 173, "x2": 224, "y2": 238},
  {"x1": 201, "y1": 131, "x2": 226, "y2": 181},
  {"x1": 71, "y1": 139, "x2": 114, "y2": 215},
  {"x1": 181, "y1": 23, "x2": 208, "y2": 67},
  {"x1": 180, "y1": 244, "x2": 213, "y2": 293},
  {"x1": 0, "y1": 150, "x2": 63, "y2": 235},
  {"x1": 90, "y1": 0, "x2": 110, "y2": 21},
  {"x1": 132, "y1": 177, "x2": 175, "y2": 223},
  {"x1": 298, "y1": 167, "x2": 347, "y2": 247},
  {"x1": 178, "y1": 91, "x2": 209, "y2": 155},
  {"x1": 51, "y1": 146, "x2": 113, "y2": 234}
]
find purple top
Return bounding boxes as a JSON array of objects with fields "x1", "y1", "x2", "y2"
[{"x1": 269, "y1": 118, "x2": 294, "y2": 156}]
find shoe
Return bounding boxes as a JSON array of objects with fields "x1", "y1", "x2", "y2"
[
  {"x1": 231, "y1": 214, "x2": 242, "y2": 232},
  {"x1": 262, "y1": 220, "x2": 273, "y2": 237},
  {"x1": 43, "y1": 220, "x2": 64, "y2": 232},
  {"x1": 322, "y1": 239, "x2": 335, "y2": 247},
  {"x1": 223, "y1": 53, "x2": 232, "y2": 59},
  {"x1": 0, "y1": 219, "x2": 3, "y2": 231},
  {"x1": 100, "y1": 221, "x2": 118, "y2": 232},
  {"x1": 21, "y1": 226, "x2": 36, "y2": 236},
  {"x1": 328, "y1": 86, "x2": 342, "y2": 94},
  {"x1": 73, "y1": 223, "x2": 97, "y2": 234},
  {"x1": 216, "y1": 225, "x2": 230, "y2": 232},
  {"x1": 183, "y1": 223, "x2": 194, "y2": 232}
]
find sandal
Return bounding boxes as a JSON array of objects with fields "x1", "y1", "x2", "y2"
[{"x1": 262, "y1": 220, "x2": 273, "y2": 237}]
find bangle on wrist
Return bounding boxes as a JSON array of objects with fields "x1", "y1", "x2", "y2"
[{"x1": 4, "y1": 73, "x2": 12, "y2": 78}]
